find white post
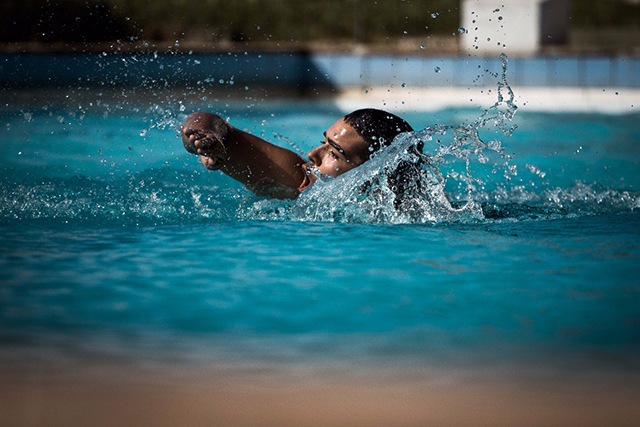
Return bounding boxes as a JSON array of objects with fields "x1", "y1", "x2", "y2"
[{"x1": 460, "y1": 0, "x2": 569, "y2": 55}]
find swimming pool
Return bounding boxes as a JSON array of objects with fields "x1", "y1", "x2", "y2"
[{"x1": 1, "y1": 85, "x2": 639, "y2": 424}]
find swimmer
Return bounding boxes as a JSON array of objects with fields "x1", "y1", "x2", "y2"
[{"x1": 181, "y1": 109, "x2": 413, "y2": 199}]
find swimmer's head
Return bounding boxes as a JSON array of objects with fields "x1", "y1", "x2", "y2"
[
  {"x1": 343, "y1": 108, "x2": 414, "y2": 153},
  {"x1": 300, "y1": 109, "x2": 413, "y2": 192}
]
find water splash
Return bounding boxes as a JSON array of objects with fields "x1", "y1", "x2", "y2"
[
  {"x1": 0, "y1": 173, "x2": 245, "y2": 227},
  {"x1": 274, "y1": 54, "x2": 637, "y2": 224},
  {"x1": 1, "y1": 56, "x2": 638, "y2": 226},
  {"x1": 140, "y1": 104, "x2": 183, "y2": 138},
  {"x1": 272, "y1": 132, "x2": 307, "y2": 158},
  {"x1": 288, "y1": 54, "x2": 520, "y2": 223}
]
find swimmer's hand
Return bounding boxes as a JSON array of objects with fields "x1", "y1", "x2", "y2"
[
  {"x1": 180, "y1": 111, "x2": 306, "y2": 199},
  {"x1": 181, "y1": 113, "x2": 229, "y2": 171},
  {"x1": 192, "y1": 131, "x2": 227, "y2": 170}
]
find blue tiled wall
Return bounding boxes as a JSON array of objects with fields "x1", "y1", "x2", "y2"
[
  {"x1": 1, "y1": 52, "x2": 638, "y2": 89},
  {"x1": 314, "y1": 54, "x2": 640, "y2": 88}
]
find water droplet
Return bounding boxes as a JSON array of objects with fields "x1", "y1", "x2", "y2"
[
  {"x1": 420, "y1": 45, "x2": 425, "y2": 50},
  {"x1": 458, "y1": 27, "x2": 466, "y2": 34},
  {"x1": 431, "y1": 13, "x2": 437, "y2": 18},
  {"x1": 401, "y1": 83, "x2": 406, "y2": 87},
  {"x1": 526, "y1": 164, "x2": 540, "y2": 175},
  {"x1": 139, "y1": 129, "x2": 147, "y2": 137},
  {"x1": 487, "y1": 140, "x2": 502, "y2": 152},
  {"x1": 434, "y1": 67, "x2": 441, "y2": 73}
]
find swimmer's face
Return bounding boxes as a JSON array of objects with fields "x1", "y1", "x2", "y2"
[{"x1": 299, "y1": 118, "x2": 370, "y2": 192}]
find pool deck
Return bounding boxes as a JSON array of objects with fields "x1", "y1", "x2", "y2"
[
  {"x1": 2, "y1": 360, "x2": 639, "y2": 427},
  {"x1": 335, "y1": 86, "x2": 639, "y2": 114}
]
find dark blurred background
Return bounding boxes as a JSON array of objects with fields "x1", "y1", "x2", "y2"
[{"x1": 1, "y1": 0, "x2": 639, "y2": 52}]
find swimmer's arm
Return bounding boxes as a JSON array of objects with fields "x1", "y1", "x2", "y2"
[
  {"x1": 182, "y1": 112, "x2": 306, "y2": 199},
  {"x1": 217, "y1": 126, "x2": 307, "y2": 198}
]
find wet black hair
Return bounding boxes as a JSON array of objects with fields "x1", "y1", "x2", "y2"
[
  {"x1": 345, "y1": 109, "x2": 422, "y2": 213},
  {"x1": 343, "y1": 108, "x2": 414, "y2": 151}
]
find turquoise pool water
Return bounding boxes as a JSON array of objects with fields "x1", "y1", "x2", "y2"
[{"x1": 1, "y1": 90, "x2": 639, "y2": 375}]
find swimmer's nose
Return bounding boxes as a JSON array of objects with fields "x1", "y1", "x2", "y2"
[{"x1": 307, "y1": 145, "x2": 322, "y2": 166}]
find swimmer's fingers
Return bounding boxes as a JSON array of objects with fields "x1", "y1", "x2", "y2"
[
  {"x1": 183, "y1": 128, "x2": 227, "y2": 170},
  {"x1": 181, "y1": 129, "x2": 198, "y2": 154},
  {"x1": 199, "y1": 154, "x2": 224, "y2": 171},
  {"x1": 193, "y1": 132, "x2": 227, "y2": 158},
  {"x1": 181, "y1": 128, "x2": 222, "y2": 155}
]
